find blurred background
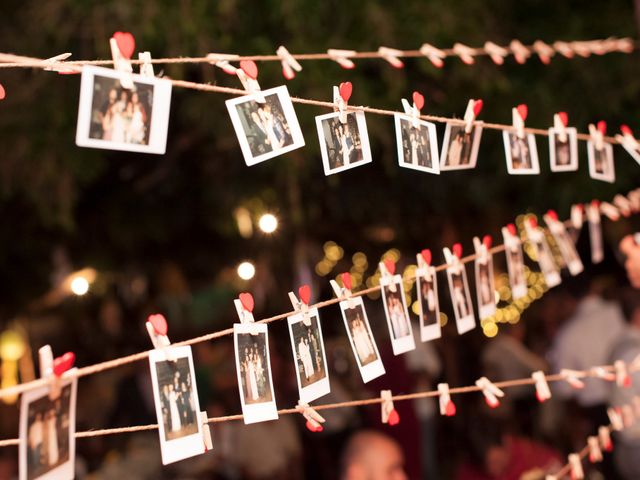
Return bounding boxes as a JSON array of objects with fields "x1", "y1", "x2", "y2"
[{"x1": 0, "y1": 0, "x2": 640, "y2": 478}]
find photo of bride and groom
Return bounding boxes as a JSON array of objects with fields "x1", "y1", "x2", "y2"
[
  {"x1": 290, "y1": 315, "x2": 327, "y2": 389},
  {"x1": 155, "y1": 358, "x2": 199, "y2": 442},
  {"x1": 237, "y1": 333, "x2": 274, "y2": 405}
]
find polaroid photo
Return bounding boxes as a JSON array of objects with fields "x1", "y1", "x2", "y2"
[
  {"x1": 339, "y1": 296, "x2": 385, "y2": 383},
  {"x1": 503, "y1": 132, "x2": 540, "y2": 174},
  {"x1": 620, "y1": 140, "x2": 640, "y2": 167},
  {"x1": 587, "y1": 205, "x2": 604, "y2": 264},
  {"x1": 19, "y1": 375, "x2": 77, "y2": 480},
  {"x1": 234, "y1": 322, "x2": 279, "y2": 424},
  {"x1": 446, "y1": 264, "x2": 476, "y2": 334},
  {"x1": 440, "y1": 123, "x2": 483, "y2": 171},
  {"x1": 287, "y1": 308, "x2": 330, "y2": 403},
  {"x1": 548, "y1": 127, "x2": 579, "y2": 172},
  {"x1": 529, "y1": 235, "x2": 561, "y2": 288},
  {"x1": 547, "y1": 223, "x2": 584, "y2": 276},
  {"x1": 316, "y1": 111, "x2": 372, "y2": 176},
  {"x1": 505, "y1": 243, "x2": 528, "y2": 300},
  {"x1": 587, "y1": 141, "x2": 615, "y2": 183},
  {"x1": 475, "y1": 255, "x2": 496, "y2": 320},
  {"x1": 149, "y1": 346, "x2": 204, "y2": 465},
  {"x1": 76, "y1": 66, "x2": 172, "y2": 154},
  {"x1": 416, "y1": 266, "x2": 441, "y2": 342},
  {"x1": 380, "y1": 274, "x2": 416, "y2": 355},
  {"x1": 394, "y1": 114, "x2": 440, "y2": 174}
]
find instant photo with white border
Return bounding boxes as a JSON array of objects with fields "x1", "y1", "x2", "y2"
[
  {"x1": 416, "y1": 266, "x2": 442, "y2": 342},
  {"x1": 287, "y1": 308, "x2": 331, "y2": 403},
  {"x1": 503, "y1": 132, "x2": 540, "y2": 175},
  {"x1": 339, "y1": 296, "x2": 385, "y2": 383},
  {"x1": 446, "y1": 264, "x2": 476, "y2": 334},
  {"x1": 234, "y1": 322, "x2": 279, "y2": 424},
  {"x1": 440, "y1": 123, "x2": 483, "y2": 171},
  {"x1": 149, "y1": 346, "x2": 205, "y2": 465},
  {"x1": 529, "y1": 236, "x2": 561, "y2": 288},
  {"x1": 226, "y1": 85, "x2": 305, "y2": 166},
  {"x1": 588, "y1": 207, "x2": 604, "y2": 264},
  {"x1": 394, "y1": 114, "x2": 440, "y2": 174},
  {"x1": 76, "y1": 66, "x2": 172, "y2": 154},
  {"x1": 505, "y1": 243, "x2": 528, "y2": 300},
  {"x1": 548, "y1": 127, "x2": 579, "y2": 172},
  {"x1": 587, "y1": 141, "x2": 615, "y2": 183},
  {"x1": 19, "y1": 374, "x2": 78, "y2": 480},
  {"x1": 380, "y1": 274, "x2": 416, "y2": 355},
  {"x1": 316, "y1": 111, "x2": 372, "y2": 176},
  {"x1": 475, "y1": 255, "x2": 497, "y2": 320},
  {"x1": 547, "y1": 224, "x2": 584, "y2": 276}
]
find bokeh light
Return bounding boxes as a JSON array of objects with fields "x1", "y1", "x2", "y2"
[{"x1": 237, "y1": 261, "x2": 256, "y2": 280}]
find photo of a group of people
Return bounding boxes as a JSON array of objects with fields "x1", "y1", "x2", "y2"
[
  {"x1": 503, "y1": 132, "x2": 540, "y2": 174},
  {"x1": 549, "y1": 128, "x2": 578, "y2": 172},
  {"x1": 417, "y1": 267, "x2": 441, "y2": 342},
  {"x1": 20, "y1": 379, "x2": 76, "y2": 480},
  {"x1": 440, "y1": 124, "x2": 483, "y2": 170},
  {"x1": 394, "y1": 115, "x2": 440, "y2": 174},
  {"x1": 505, "y1": 242, "x2": 528, "y2": 300},
  {"x1": 316, "y1": 111, "x2": 372, "y2": 175},
  {"x1": 380, "y1": 275, "x2": 416, "y2": 355},
  {"x1": 528, "y1": 233, "x2": 562, "y2": 288},
  {"x1": 475, "y1": 257, "x2": 496, "y2": 320},
  {"x1": 588, "y1": 141, "x2": 615, "y2": 183},
  {"x1": 546, "y1": 222, "x2": 584, "y2": 276},
  {"x1": 446, "y1": 265, "x2": 476, "y2": 334}
]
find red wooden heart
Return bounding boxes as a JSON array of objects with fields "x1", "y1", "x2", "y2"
[
  {"x1": 485, "y1": 397, "x2": 500, "y2": 408},
  {"x1": 53, "y1": 352, "x2": 75, "y2": 377},
  {"x1": 528, "y1": 217, "x2": 538, "y2": 229},
  {"x1": 536, "y1": 390, "x2": 546, "y2": 403},
  {"x1": 482, "y1": 235, "x2": 492, "y2": 249},
  {"x1": 597, "y1": 120, "x2": 607, "y2": 135},
  {"x1": 445, "y1": 400, "x2": 457, "y2": 416},
  {"x1": 412, "y1": 91, "x2": 424, "y2": 111},
  {"x1": 298, "y1": 284, "x2": 311, "y2": 305},
  {"x1": 452, "y1": 243, "x2": 463, "y2": 258},
  {"x1": 0, "y1": 84, "x2": 5, "y2": 100},
  {"x1": 112, "y1": 31, "x2": 135, "y2": 59},
  {"x1": 546, "y1": 209, "x2": 558, "y2": 221},
  {"x1": 516, "y1": 104, "x2": 528, "y2": 121},
  {"x1": 282, "y1": 65, "x2": 295, "y2": 80},
  {"x1": 420, "y1": 249, "x2": 432, "y2": 266},
  {"x1": 341, "y1": 272, "x2": 352, "y2": 291},
  {"x1": 240, "y1": 60, "x2": 259, "y2": 80},
  {"x1": 305, "y1": 420, "x2": 323, "y2": 432},
  {"x1": 558, "y1": 111, "x2": 568, "y2": 127},
  {"x1": 383, "y1": 259, "x2": 396, "y2": 275},
  {"x1": 387, "y1": 409, "x2": 400, "y2": 426},
  {"x1": 473, "y1": 99, "x2": 483, "y2": 117},
  {"x1": 148, "y1": 314, "x2": 168, "y2": 336},
  {"x1": 239, "y1": 292, "x2": 254, "y2": 312},
  {"x1": 620, "y1": 124, "x2": 633, "y2": 137},
  {"x1": 339, "y1": 82, "x2": 352, "y2": 102},
  {"x1": 507, "y1": 223, "x2": 517, "y2": 236},
  {"x1": 591, "y1": 199, "x2": 600, "y2": 208}
]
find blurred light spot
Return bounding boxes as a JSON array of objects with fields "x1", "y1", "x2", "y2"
[
  {"x1": 237, "y1": 261, "x2": 256, "y2": 280},
  {"x1": 234, "y1": 207, "x2": 253, "y2": 238},
  {"x1": 70, "y1": 276, "x2": 89, "y2": 296},
  {"x1": 483, "y1": 322, "x2": 498, "y2": 337},
  {"x1": 258, "y1": 213, "x2": 278, "y2": 233}
]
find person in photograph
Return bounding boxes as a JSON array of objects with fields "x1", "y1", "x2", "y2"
[
  {"x1": 508, "y1": 247, "x2": 526, "y2": 287},
  {"x1": 338, "y1": 122, "x2": 356, "y2": 166},
  {"x1": 452, "y1": 273, "x2": 470, "y2": 319},
  {"x1": 510, "y1": 134, "x2": 531, "y2": 170},
  {"x1": 555, "y1": 134, "x2": 571, "y2": 166},
  {"x1": 447, "y1": 126, "x2": 474, "y2": 167},
  {"x1": 534, "y1": 241, "x2": 556, "y2": 274},
  {"x1": 298, "y1": 336, "x2": 314, "y2": 380},
  {"x1": 421, "y1": 276, "x2": 438, "y2": 326},
  {"x1": 593, "y1": 146, "x2": 611, "y2": 177},
  {"x1": 126, "y1": 91, "x2": 147, "y2": 144},
  {"x1": 478, "y1": 263, "x2": 493, "y2": 306},
  {"x1": 346, "y1": 307, "x2": 377, "y2": 365},
  {"x1": 385, "y1": 287, "x2": 410, "y2": 339},
  {"x1": 27, "y1": 412, "x2": 44, "y2": 472},
  {"x1": 99, "y1": 88, "x2": 118, "y2": 140},
  {"x1": 402, "y1": 120, "x2": 432, "y2": 168}
]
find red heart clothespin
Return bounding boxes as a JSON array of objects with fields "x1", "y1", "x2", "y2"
[
  {"x1": 412, "y1": 91, "x2": 424, "y2": 112},
  {"x1": 621, "y1": 124, "x2": 634, "y2": 137},
  {"x1": 339, "y1": 82, "x2": 352, "y2": 102},
  {"x1": 484, "y1": 41, "x2": 509, "y2": 65},
  {"x1": 452, "y1": 243, "x2": 463, "y2": 259},
  {"x1": 510, "y1": 40, "x2": 531, "y2": 64},
  {"x1": 419, "y1": 43, "x2": 446, "y2": 68},
  {"x1": 588, "y1": 436, "x2": 603, "y2": 463},
  {"x1": 239, "y1": 292, "x2": 254, "y2": 312},
  {"x1": 516, "y1": 104, "x2": 528, "y2": 122},
  {"x1": 240, "y1": 60, "x2": 259, "y2": 80},
  {"x1": 507, "y1": 223, "x2": 517, "y2": 236},
  {"x1": 298, "y1": 285, "x2": 311, "y2": 305},
  {"x1": 528, "y1": 216, "x2": 538, "y2": 229},
  {"x1": 615, "y1": 360, "x2": 632, "y2": 388},
  {"x1": 0, "y1": 84, "x2": 5, "y2": 100},
  {"x1": 597, "y1": 120, "x2": 607, "y2": 135},
  {"x1": 327, "y1": 49, "x2": 356, "y2": 69},
  {"x1": 532, "y1": 371, "x2": 551, "y2": 403},
  {"x1": 341, "y1": 272, "x2": 352, "y2": 291},
  {"x1": 306, "y1": 420, "x2": 324, "y2": 432},
  {"x1": 52, "y1": 352, "x2": 75, "y2": 377},
  {"x1": 148, "y1": 314, "x2": 168, "y2": 336},
  {"x1": 113, "y1": 32, "x2": 135, "y2": 59},
  {"x1": 546, "y1": 209, "x2": 559, "y2": 222},
  {"x1": 558, "y1": 111, "x2": 569, "y2": 127},
  {"x1": 381, "y1": 390, "x2": 400, "y2": 426},
  {"x1": 482, "y1": 235, "x2": 492, "y2": 249},
  {"x1": 420, "y1": 249, "x2": 432, "y2": 266},
  {"x1": 378, "y1": 47, "x2": 405, "y2": 69},
  {"x1": 560, "y1": 369, "x2": 586, "y2": 389},
  {"x1": 568, "y1": 453, "x2": 585, "y2": 479},
  {"x1": 276, "y1": 46, "x2": 302, "y2": 80},
  {"x1": 297, "y1": 401, "x2": 326, "y2": 432},
  {"x1": 383, "y1": 259, "x2": 396, "y2": 276},
  {"x1": 453, "y1": 43, "x2": 476, "y2": 65},
  {"x1": 473, "y1": 99, "x2": 483, "y2": 117},
  {"x1": 476, "y1": 377, "x2": 504, "y2": 408},
  {"x1": 532, "y1": 40, "x2": 555, "y2": 64},
  {"x1": 599, "y1": 426, "x2": 613, "y2": 452},
  {"x1": 438, "y1": 383, "x2": 456, "y2": 416}
]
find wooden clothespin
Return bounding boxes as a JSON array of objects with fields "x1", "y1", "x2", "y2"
[
  {"x1": 138, "y1": 51, "x2": 155, "y2": 78},
  {"x1": 463, "y1": 98, "x2": 483, "y2": 134},
  {"x1": 615, "y1": 360, "x2": 632, "y2": 388},
  {"x1": 234, "y1": 292, "x2": 257, "y2": 329},
  {"x1": 236, "y1": 60, "x2": 265, "y2": 103},
  {"x1": 501, "y1": 223, "x2": 520, "y2": 248},
  {"x1": 330, "y1": 272, "x2": 356, "y2": 309},
  {"x1": 297, "y1": 401, "x2": 325, "y2": 432},
  {"x1": 591, "y1": 366, "x2": 616, "y2": 382},
  {"x1": 512, "y1": 104, "x2": 528, "y2": 139},
  {"x1": 568, "y1": 453, "x2": 585, "y2": 479},
  {"x1": 333, "y1": 82, "x2": 352, "y2": 124},
  {"x1": 532, "y1": 371, "x2": 551, "y2": 402},
  {"x1": 206, "y1": 53, "x2": 241, "y2": 75},
  {"x1": 570, "y1": 41, "x2": 592, "y2": 58},
  {"x1": 400, "y1": 91, "x2": 425, "y2": 129},
  {"x1": 327, "y1": 49, "x2": 356, "y2": 69},
  {"x1": 560, "y1": 369, "x2": 586, "y2": 389},
  {"x1": 443, "y1": 243, "x2": 463, "y2": 270},
  {"x1": 380, "y1": 390, "x2": 400, "y2": 425},
  {"x1": 588, "y1": 120, "x2": 607, "y2": 152},
  {"x1": 532, "y1": 40, "x2": 555, "y2": 64},
  {"x1": 553, "y1": 41, "x2": 574, "y2": 58},
  {"x1": 42, "y1": 53, "x2": 79, "y2": 75},
  {"x1": 110, "y1": 31, "x2": 135, "y2": 89},
  {"x1": 288, "y1": 284, "x2": 312, "y2": 326},
  {"x1": 509, "y1": 40, "x2": 531, "y2": 64},
  {"x1": 588, "y1": 436, "x2": 603, "y2": 463},
  {"x1": 438, "y1": 383, "x2": 456, "y2": 416},
  {"x1": 145, "y1": 314, "x2": 176, "y2": 361},
  {"x1": 484, "y1": 42, "x2": 509, "y2": 65},
  {"x1": 200, "y1": 411, "x2": 214, "y2": 451},
  {"x1": 38, "y1": 345, "x2": 75, "y2": 400},
  {"x1": 452, "y1": 43, "x2": 476, "y2": 65},
  {"x1": 598, "y1": 425, "x2": 613, "y2": 452},
  {"x1": 599, "y1": 201, "x2": 620, "y2": 221},
  {"x1": 608, "y1": 406, "x2": 624, "y2": 431},
  {"x1": 416, "y1": 248, "x2": 434, "y2": 280},
  {"x1": 473, "y1": 235, "x2": 492, "y2": 264},
  {"x1": 475, "y1": 377, "x2": 504, "y2": 408},
  {"x1": 276, "y1": 46, "x2": 302, "y2": 80},
  {"x1": 570, "y1": 204, "x2": 584, "y2": 232},
  {"x1": 379, "y1": 259, "x2": 397, "y2": 292},
  {"x1": 377, "y1": 47, "x2": 404, "y2": 69},
  {"x1": 615, "y1": 124, "x2": 639, "y2": 152},
  {"x1": 553, "y1": 111, "x2": 569, "y2": 142},
  {"x1": 587, "y1": 200, "x2": 601, "y2": 224},
  {"x1": 613, "y1": 194, "x2": 632, "y2": 217},
  {"x1": 419, "y1": 43, "x2": 446, "y2": 68}
]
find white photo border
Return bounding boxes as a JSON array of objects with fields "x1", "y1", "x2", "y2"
[
  {"x1": 394, "y1": 113, "x2": 440, "y2": 174},
  {"x1": 380, "y1": 274, "x2": 416, "y2": 355},
  {"x1": 316, "y1": 110, "x2": 373, "y2": 176},
  {"x1": 416, "y1": 267, "x2": 442, "y2": 342},
  {"x1": 504, "y1": 243, "x2": 528, "y2": 301},
  {"x1": 548, "y1": 127, "x2": 579, "y2": 172},
  {"x1": 587, "y1": 141, "x2": 615, "y2": 183},
  {"x1": 446, "y1": 264, "x2": 476, "y2": 334},
  {"x1": 474, "y1": 255, "x2": 497, "y2": 320},
  {"x1": 503, "y1": 131, "x2": 540, "y2": 175},
  {"x1": 439, "y1": 122, "x2": 484, "y2": 171}
]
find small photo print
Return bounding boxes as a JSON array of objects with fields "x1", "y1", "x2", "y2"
[
  {"x1": 380, "y1": 274, "x2": 416, "y2": 355},
  {"x1": 440, "y1": 123, "x2": 483, "y2": 170},
  {"x1": 149, "y1": 346, "x2": 204, "y2": 465},
  {"x1": 19, "y1": 377, "x2": 77, "y2": 480},
  {"x1": 340, "y1": 297, "x2": 385, "y2": 383},
  {"x1": 505, "y1": 244, "x2": 528, "y2": 300},
  {"x1": 234, "y1": 323, "x2": 279, "y2": 424},
  {"x1": 316, "y1": 111, "x2": 373, "y2": 176},
  {"x1": 394, "y1": 114, "x2": 440, "y2": 174},
  {"x1": 226, "y1": 85, "x2": 305, "y2": 166},
  {"x1": 548, "y1": 127, "x2": 578, "y2": 172},
  {"x1": 475, "y1": 256, "x2": 497, "y2": 320},
  {"x1": 287, "y1": 308, "x2": 331, "y2": 403},
  {"x1": 587, "y1": 141, "x2": 615, "y2": 183},
  {"x1": 547, "y1": 225, "x2": 584, "y2": 276},
  {"x1": 416, "y1": 267, "x2": 441, "y2": 342},
  {"x1": 588, "y1": 207, "x2": 604, "y2": 264},
  {"x1": 76, "y1": 66, "x2": 172, "y2": 154},
  {"x1": 503, "y1": 132, "x2": 540, "y2": 174},
  {"x1": 530, "y1": 236, "x2": 561, "y2": 288},
  {"x1": 446, "y1": 265, "x2": 476, "y2": 334}
]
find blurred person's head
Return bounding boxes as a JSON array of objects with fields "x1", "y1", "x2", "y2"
[
  {"x1": 340, "y1": 430, "x2": 407, "y2": 480},
  {"x1": 467, "y1": 417, "x2": 511, "y2": 477},
  {"x1": 620, "y1": 287, "x2": 640, "y2": 328}
]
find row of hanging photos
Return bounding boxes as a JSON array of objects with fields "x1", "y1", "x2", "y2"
[
  {"x1": 15, "y1": 189, "x2": 639, "y2": 477},
  {"x1": 72, "y1": 36, "x2": 640, "y2": 183}
]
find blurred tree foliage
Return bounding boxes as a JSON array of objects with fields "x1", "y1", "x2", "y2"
[{"x1": 0, "y1": 0, "x2": 639, "y2": 318}]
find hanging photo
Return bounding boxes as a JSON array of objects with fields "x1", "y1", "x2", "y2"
[
  {"x1": 316, "y1": 111, "x2": 372, "y2": 175},
  {"x1": 545, "y1": 219, "x2": 584, "y2": 276},
  {"x1": 19, "y1": 377, "x2": 77, "y2": 480},
  {"x1": 416, "y1": 266, "x2": 441, "y2": 342},
  {"x1": 503, "y1": 132, "x2": 540, "y2": 174},
  {"x1": 620, "y1": 140, "x2": 640, "y2": 167},
  {"x1": 503, "y1": 238, "x2": 528, "y2": 301},
  {"x1": 149, "y1": 346, "x2": 204, "y2": 465},
  {"x1": 76, "y1": 66, "x2": 172, "y2": 154},
  {"x1": 287, "y1": 308, "x2": 330, "y2": 403},
  {"x1": 446, "y1": 263, "x2": 476, "y2": 334},
  {"x1": 380, "y1": 274, "x2": 416, "y2": 355},
  {"x1": 548, "y1": 127, "x2": 579, "y2": 172},
  {"x1": 234, "y1": 323, "x2": 279, "y2": 424},
  {"x1": 394, "y1": 114, "x2": 440, "y2": 174},
  {"x1": 587, "y1": 141, "x2": 615, "y2": 183},
  {"x1": 587, "y1": 204, "x2": 604, "y2": 264},
  {"x1": 475, "y1": 254, "x2": 496, "y2": 320},
  {"x1": 440, "y1": 123, "x2": 483, "y2": 170},
  {"x1": 339, "y1": 296, "x2": 385, "y2": 383},
  {"x1": 226, "y1": 85, "x2": 305, "y2": 166},
  {"x1": 527, "y1": 230, "x2": 561, "y2": 288}
]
